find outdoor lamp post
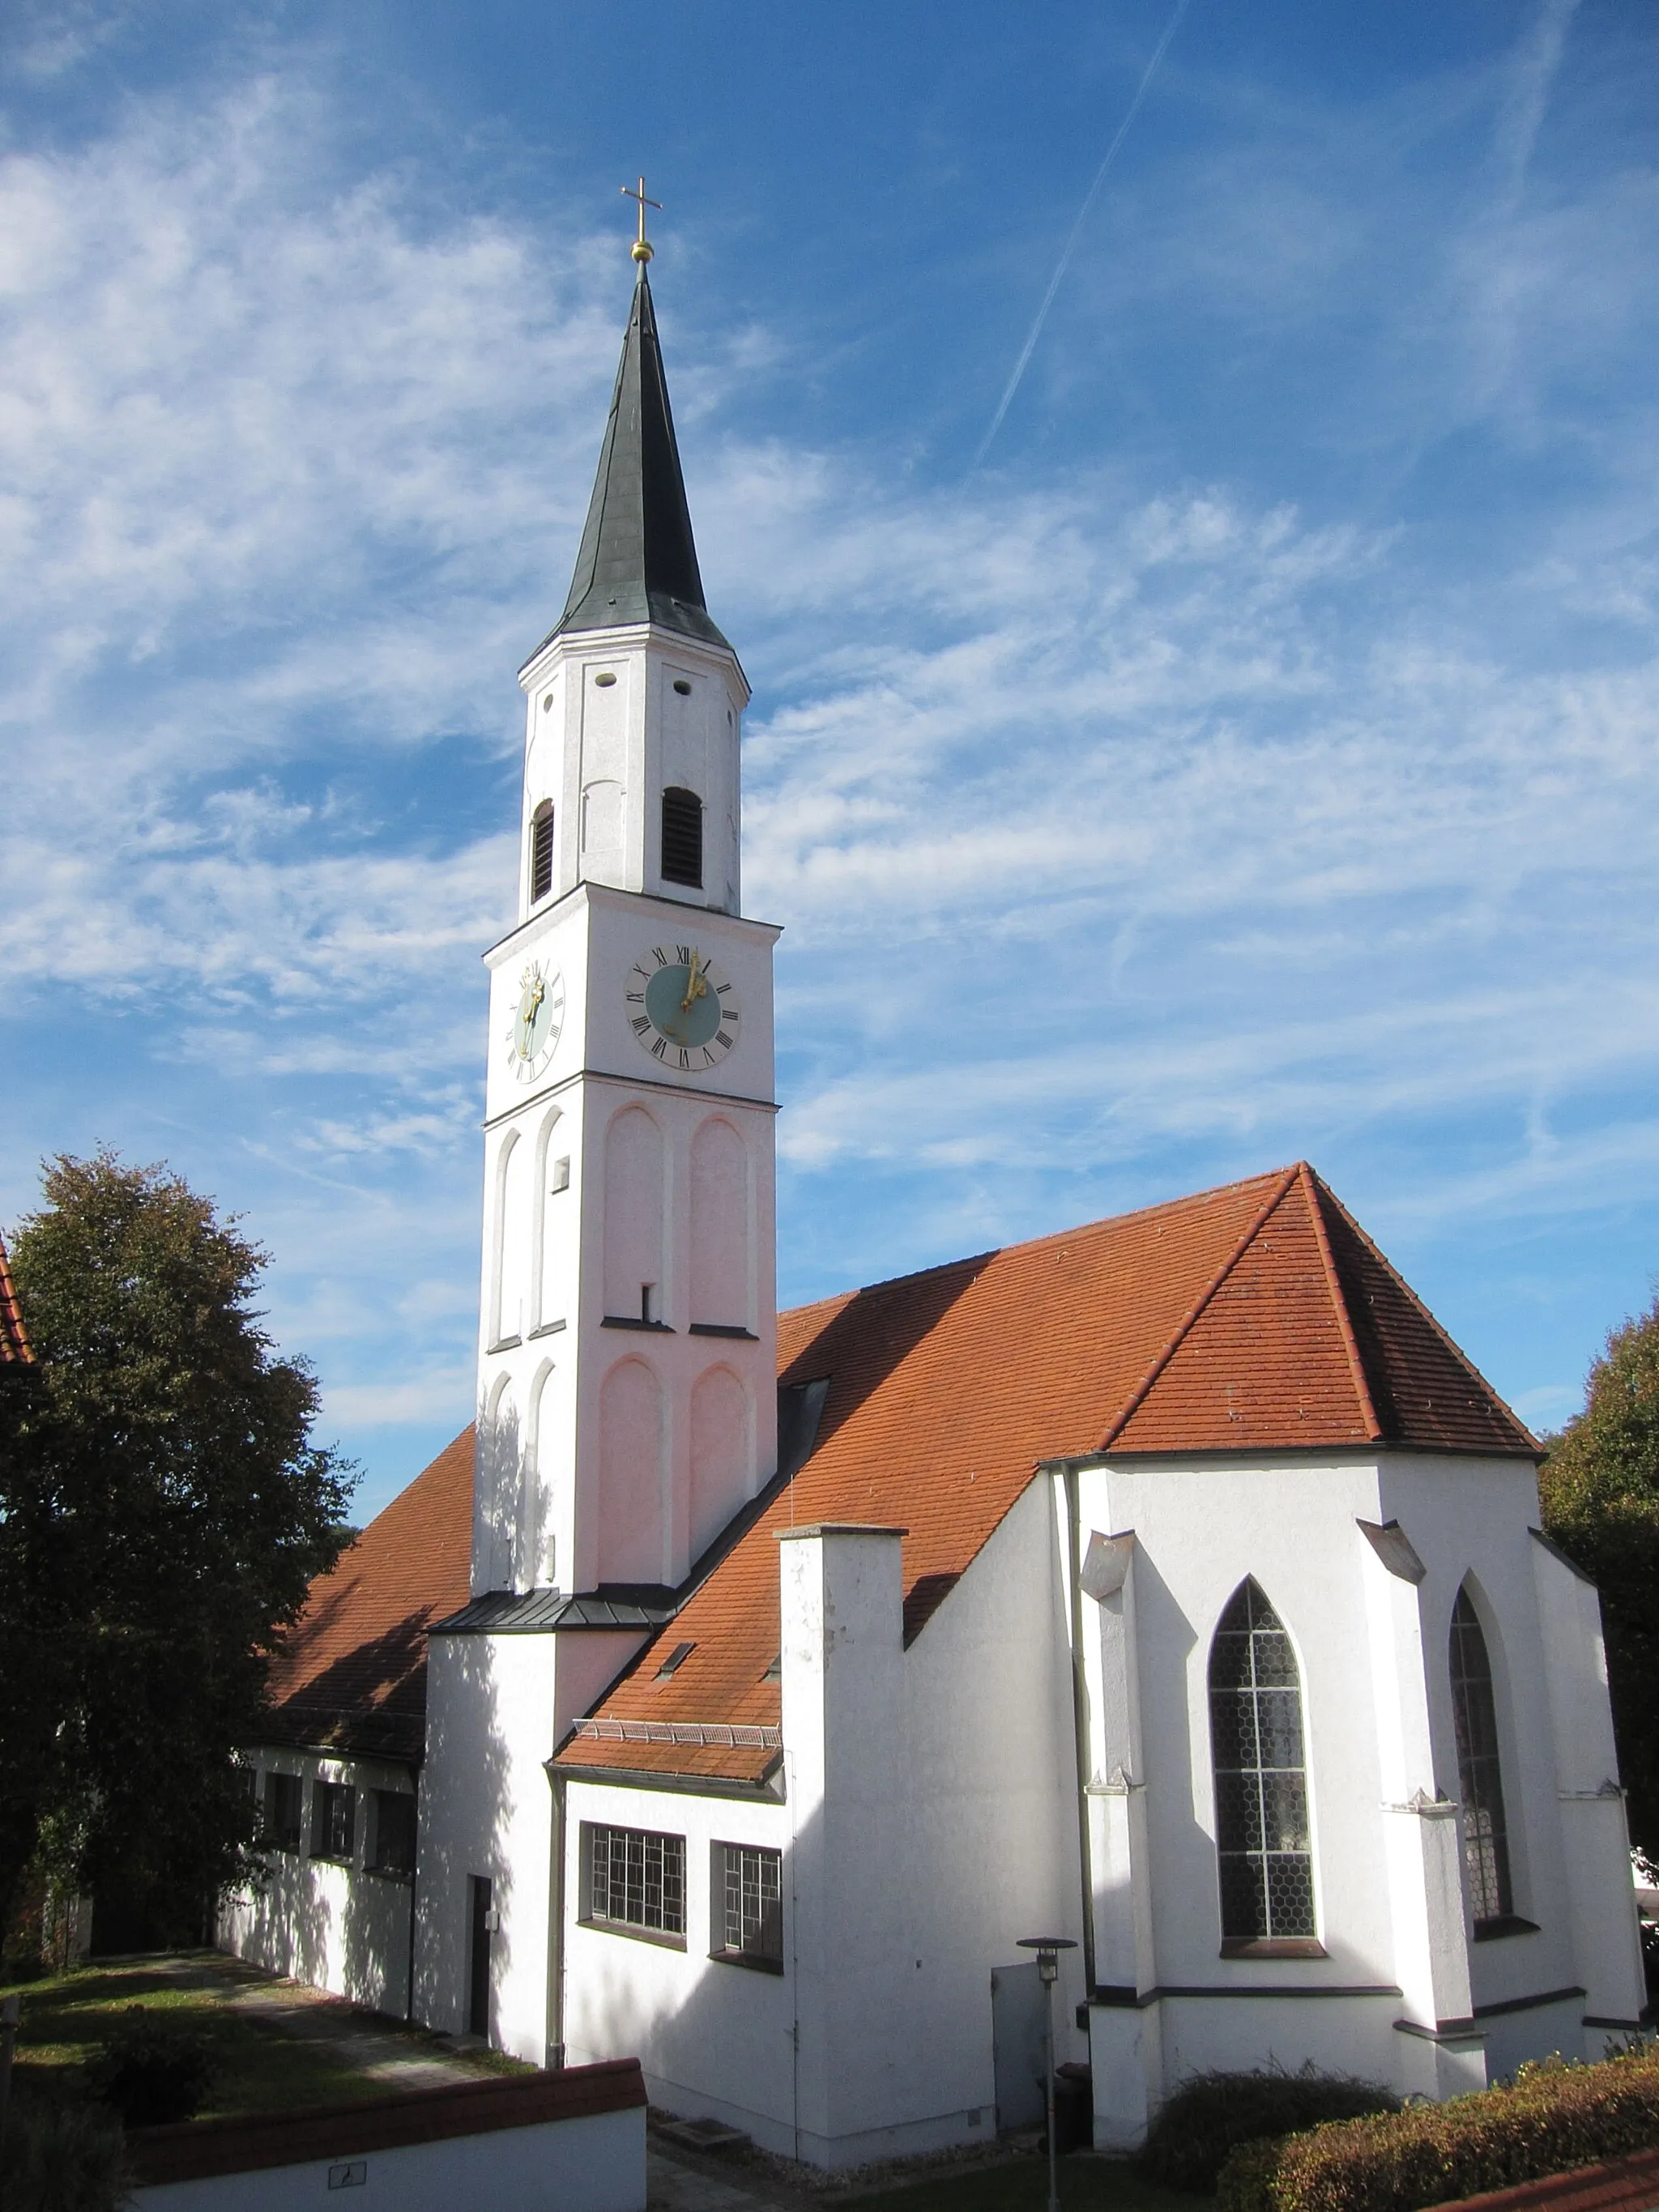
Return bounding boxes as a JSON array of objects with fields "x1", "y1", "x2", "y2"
[{"x1": 1017, "y1": 1936, "x2": 1077, "y2": 2212}]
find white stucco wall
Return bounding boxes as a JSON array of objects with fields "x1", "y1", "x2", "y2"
[
  {"x1": 417, "y1": 1625, "x2": 643, "y2": 2061},
  {"x1": 1074, "y1": 1447, "x2": 1646, "y2": 2142},
  {"x1": 220, "y1": 1750, "x2": 416, "y2": 2015},
  {"x1": 560, "y1": 1778, "x2": 795, "y2": 2143},
  {"x1": 561, "y1": 1490, "x2": 1084, "y2": 2168}
]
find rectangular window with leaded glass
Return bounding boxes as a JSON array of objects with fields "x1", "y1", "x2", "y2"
[
  {"x1": 712, "y1": 1842, "x2": 783, "y2": 1971},
  {"x1": 582, "y1": 1822, "x2": 686, "y2": 1946}
]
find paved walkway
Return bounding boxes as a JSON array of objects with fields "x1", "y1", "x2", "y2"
[
  {"x1": 153, "y1": 1954, "x2": 807, "y2": 2210},
  {"x1": 150, "y1": 1952, "x2": 498, "y2": 2095}
]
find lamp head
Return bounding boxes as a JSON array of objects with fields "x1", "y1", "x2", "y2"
[{"x1": 1016, "y1": 1935, "x2": 1077, "y2": 1985}]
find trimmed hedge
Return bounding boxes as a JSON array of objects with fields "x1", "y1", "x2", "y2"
[
  {"x1": 1141, "y1": 2067, "x2": 1401, "y2": 2193},
  {"x1": 1218, "y1": 2049, "x2": 1659, "y2": 2212}
]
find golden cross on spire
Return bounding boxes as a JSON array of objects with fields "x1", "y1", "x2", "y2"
[{"x1": 621, "y1": 177, "x2": 661, "y2": 265}]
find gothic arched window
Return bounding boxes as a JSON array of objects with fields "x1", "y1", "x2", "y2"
[
  {"x1": 661, "y1": 786, "x2": 703, "y2": 888},
  {"x1": 1209, "y1": 1579, "x2": 1316, "y2": 1947},
  {"x1": 1449, "y1": 1585, "x2": 1513, "y2": 1926},
  {"x1": 530, "y1": 800, "x2": 556, "y2": 903}
]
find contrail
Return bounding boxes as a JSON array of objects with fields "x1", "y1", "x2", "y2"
[{"x1": 973, "y1": 0, "x2": 1192, "y2": 469}]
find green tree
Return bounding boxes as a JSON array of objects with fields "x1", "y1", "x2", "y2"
[
  {"x1": 0, "y1": 1151, "x2": 353, "y2": 1943},
  {"x1": 1539, "y1": 1287, "x2": 1659, "y2": 1861}
]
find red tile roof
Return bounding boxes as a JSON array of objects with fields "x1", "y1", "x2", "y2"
[
  {"x1": 0, "y1": 1232, "x2": 32, "y2": 1363},
  {"x1": 264, "y1": 1427, "x2": 475, "y2": 1760},
  {"x1": 259, "y1": 1166, "x2": 1533, "y2": 1783},
  {"x1": 557, "y1": 1163, "x2": 1534, "y2": 1784}
]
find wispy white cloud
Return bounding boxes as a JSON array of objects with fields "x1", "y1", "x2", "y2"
[{"x1": 1, "y1": 28, "x2": 1656, "y2": 1512}]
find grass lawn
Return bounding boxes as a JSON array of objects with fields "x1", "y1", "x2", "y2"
[
  {"x1": 1, "y1": 1956, "x2": 452, "y2": 2119},
  {"x1": 850, "y1": 2156, "x2": 1201, "y2": 2212}
]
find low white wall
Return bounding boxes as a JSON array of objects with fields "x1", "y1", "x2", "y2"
[{"x1": 130, "y1": 2103, "x2": 643, "y2": 2212}]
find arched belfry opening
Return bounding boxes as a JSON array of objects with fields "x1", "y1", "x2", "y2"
[
  {"x1": 529, "y1": 799, "x2": 555, "y2": 903},
  {"x1": 661, "y1": 786, "x2": 703, "y2": 887},
  {"x1": 1208, "y1": 1578, "x2": 1316, "y2": 1949}
]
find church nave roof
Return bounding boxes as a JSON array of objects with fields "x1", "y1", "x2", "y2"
[{"x1": 260, "y1": 1164, "x2": 1533, "y2": 1778}]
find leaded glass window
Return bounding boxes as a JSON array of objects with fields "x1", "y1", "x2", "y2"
[
  {"x1": 717, "y1": 1843, "x2": 783, "y2": 1964},
  {"x1": 1449, "y1": 1586, "x2": 1513, "y2": 1925},
  {"x1": 1209, "y1": 1579, "x2": 1316, "y2": 1944},
  {"x1": 586, "y1": 1823, "x2": 685, "y2": 1938}
]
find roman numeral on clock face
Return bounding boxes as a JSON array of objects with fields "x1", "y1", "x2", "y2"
[
  {"x1": 631, "y1": 1015, "x2": 650, "y2": 1035},
  {"x1": 650, "y1": 1038, "x2": 667, "y2": 1059}
]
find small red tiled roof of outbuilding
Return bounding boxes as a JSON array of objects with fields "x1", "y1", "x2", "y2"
[
  {"x1": 556, "y1": 1162, "x2": 1534, "y2": 1784},
  {"x1": 264, "y1": 1426, "x2": 475, "y2": 1760},
  {"x1": 0, "y1": 1232, "x2": 32, "y2": 1364}
]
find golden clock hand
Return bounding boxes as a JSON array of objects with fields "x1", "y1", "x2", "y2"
[{"x1": 680, "y1": 952, "x2": 707, "y2": 1012}]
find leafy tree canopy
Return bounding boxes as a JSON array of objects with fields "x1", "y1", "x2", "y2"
[
  {"x1": 1539, "y1": 1285, "x2": 1659, "y2": 1859},
  {"x1": 0, "y1": 1151, "x2": 354, "y2": 1939}
]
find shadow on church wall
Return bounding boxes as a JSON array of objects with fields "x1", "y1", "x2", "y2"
[{"x1": 414, "y1": 1599, "x2": 516, "y2": 2041}]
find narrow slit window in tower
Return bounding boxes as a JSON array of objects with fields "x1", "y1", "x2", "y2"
[
  {"x1": 661, "y1": 786, "x2": 703, "y2": 887},
  {"x1": 530, "y1": 801, "x2": 556, "y2": 902}
]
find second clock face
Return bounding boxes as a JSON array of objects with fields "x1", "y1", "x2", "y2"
[
  {"x1": 626, "y1": 943, "x2": 740, "y2": 1071},
  {"x1": 506, "y1": 960, "x2": 565, "y2": 1080}
]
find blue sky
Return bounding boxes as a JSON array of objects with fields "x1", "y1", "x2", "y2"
[{"x1": 2, "y1": 0, "x2": 1657, "y2": 1521}]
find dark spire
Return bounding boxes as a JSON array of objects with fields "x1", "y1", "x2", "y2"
[{"x1": 544, "y1": 266, "x2": 729, "y2": 653}]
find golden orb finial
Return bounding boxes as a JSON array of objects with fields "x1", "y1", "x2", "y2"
[{"x1": 621, "y1": 177, "x2": 662, "y2": 266}]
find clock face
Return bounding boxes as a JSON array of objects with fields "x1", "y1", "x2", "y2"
[
  {"x1": 506, "y1": 960, "x2": 565, "y2": 1080},
  {"x1": 625, "y1": 942, "x2": 740, "y2": 1072}
]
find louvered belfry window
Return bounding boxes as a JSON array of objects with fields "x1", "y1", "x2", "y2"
[
  {"x1": 529, "y1": 800, "x2": 555, "y2": 902},
  {"x1": 660, "y1": 786, "x2": 703, "y2": 887},
  {"x1": 1209, "y1": 1579, "x2": 1316, "y2": 1945},
  {"x1": 1449, "y1": 1586, "x2": 1514, "y2": 1924}
]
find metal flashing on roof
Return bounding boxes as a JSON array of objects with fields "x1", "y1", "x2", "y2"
[
  {"x1": 548, "y1": 1756, "x2": 785, "y2": 1804},
  {"x1": 1358, "y1": 1518, "x2": 1427, "y2": 1585},
  {"x1": 431, "y1": 1587, "x2": 677, "y2": 1636},
  {"x1": 1529, "y1": 1526, "x2": 1600, "y2": 1588}
]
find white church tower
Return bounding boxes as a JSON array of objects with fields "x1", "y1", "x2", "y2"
[
  {"x1": 416, "y1": 218, "x2": 781, "y2": 2053},
  {"x1": 474, "y1": 233, "x2": 779, "y2": 1602}
]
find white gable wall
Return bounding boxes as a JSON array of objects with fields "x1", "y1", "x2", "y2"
[{"x1": 1074, "y1": 1447, "x2": 1646, "y2": 2144}]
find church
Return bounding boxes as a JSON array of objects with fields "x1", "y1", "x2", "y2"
[{"x1": 222, "y1": 224, "x2": 1648, "y2": 2166}]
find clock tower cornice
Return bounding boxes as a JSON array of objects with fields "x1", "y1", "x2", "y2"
[{"x1": 484, "y1": 880, "x2": 782, "y2": 970}]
